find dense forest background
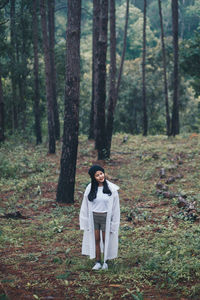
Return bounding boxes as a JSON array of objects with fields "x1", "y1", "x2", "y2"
[
  {"x1": 0, "y1": 0, "x2": 200, "y2": 143},
  {"x1": 0, "y1": 2, "x2": 200, "y2": 298}
]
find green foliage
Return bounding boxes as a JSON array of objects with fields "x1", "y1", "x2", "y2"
[
  {"x1": 113, "y1": 37, "x2": 199, "y2": 135},
  {"x1": 0, "y1": 0, "x2": 199, "y2": 138},
  {"x1": 131, "y1": 225, "x2": 200, "y2": 285},
  {"x1": 180, "y1": 32, "x2": 200, "y2": 97},
  {"x1": 56, "y1": 272, "x2": 71, "y2": 280},
  {"x1": 0, "y1": 152, "x2": 19, "y2": 179},
  {"x1": 116, "y1": 3, "x2": 158, "y2": 60},
  {"x1": 131, "y1": 291, "x2": 144, "y2": 300},
  {"x1": 0, "y1": 141, "x2": 48, "y2": 179}
]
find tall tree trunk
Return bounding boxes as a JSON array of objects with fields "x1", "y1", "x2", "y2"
[
  {"x1": 115, "y1": 0, "x2": 129, "y2": 101},
  {"x1": 106, "y1": 0, "x2": 129, "y2": 157},
  {"x1": 171, "y1": 0, "x2": 179, "y2": 136},
  {"x1": 0, "y1": 69, "x2": 5, "y2": 142},
  {"x1": 16, "y1": 41, "x2": 22, "y2": 126},
  {"x1": 106, "y1": 0, "x2": 116, "y2": 158},
  {"x1": 142, "y1": 0, "x2": 148, "y2": 136},
  {"x1": 95, "y1": 0, "x2": 108, "y2": 160},
  {"x1": 32, "y1": 0, "x2": 42, "y2": 144},
  {"x1": 40, "y1": 0, "x2": 55, "y2": 153},
  {"x1": 56, "y1": 0, "x2": 81, "y2": 203},
  {"x1": 10, "y1": 0, "x2": 18, "y2": 131},
  {"x1": 48, "y1": 0, "x2": 60, "y2": 140},
  {"x1": 88, "y1": 0, "x2": 100, "y2": 140},
  {"x1": 17, "y1": 0, "x2": 27, "y2": 131},
  {"x1": 158, "y1": 0, "x2": 170, "y2": 136},
  {"x1": 20, "y1": 1, "x2": 27, "y2": 130}
]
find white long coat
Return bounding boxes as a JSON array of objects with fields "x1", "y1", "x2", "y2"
[{"x1": 79, "y1": 180, "x2": 120, "y2": 262}]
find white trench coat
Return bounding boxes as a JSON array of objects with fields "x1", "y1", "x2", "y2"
[{"x1": 79, "y1": 180, "x2": 120, "y2": 262}]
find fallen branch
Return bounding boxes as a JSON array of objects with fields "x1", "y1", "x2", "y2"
[{"x1": 0, "y1": 211, "x2": 27, "y2": 219}]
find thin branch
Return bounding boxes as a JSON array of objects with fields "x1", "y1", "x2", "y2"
[{"x1": 0, "y1": 19, "x2": 9, "y2": 26}]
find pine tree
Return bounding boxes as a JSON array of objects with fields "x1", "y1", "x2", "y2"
[{"x1": 56, "y1": 0, "x2": 81, "y2": 203}]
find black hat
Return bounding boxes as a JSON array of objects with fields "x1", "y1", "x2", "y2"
[{"x1": 88, "y1": 165, "x2": 105, "y2": 179}]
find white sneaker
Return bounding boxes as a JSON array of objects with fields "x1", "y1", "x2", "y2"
[
  {"x1": 92, "y1": 262, "x2": 102, "y2": 270},
  {"x1": 102, "y1": 262, "x2": 108, "y2": 270}
]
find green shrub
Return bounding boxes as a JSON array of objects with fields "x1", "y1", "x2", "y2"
[{"x1": 0, "y1": 153, "x2": 19, "y2": 179}]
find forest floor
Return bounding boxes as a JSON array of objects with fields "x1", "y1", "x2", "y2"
[{"x1": 0, "y1": 133, "x2": 200, "y2": 300}]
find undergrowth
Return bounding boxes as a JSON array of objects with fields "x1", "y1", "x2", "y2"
[{"x1": 0, "y1": 133, "x2": 200, "y2": 299}]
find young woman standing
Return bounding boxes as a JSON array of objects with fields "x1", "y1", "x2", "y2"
[{"x1": 79, "y1": 165, "x2": 120, "y2": 270}]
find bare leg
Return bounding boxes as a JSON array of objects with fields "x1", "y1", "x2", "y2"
[
  {"x1": 102, "y1": 231, "x2": 106, "y2": 262},
  {"x1": 102, "y1": 231, "x2": 105, "y2": 244},
  {"x1": 94, "y1": 229, "x2": 101, "y2": 262}
]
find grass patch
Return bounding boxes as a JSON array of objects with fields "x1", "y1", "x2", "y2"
[{"x1": 0, "y1": 133, "x2": 199, "y2": 299}]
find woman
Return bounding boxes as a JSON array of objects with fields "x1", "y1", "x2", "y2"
[{"x1": 79, "y1": 165, "x2": 120, "y2": 270}]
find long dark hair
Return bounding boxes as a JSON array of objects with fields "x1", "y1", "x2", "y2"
[{"x1": 88, "y1": 179, "x2": 112, "y2": 202}]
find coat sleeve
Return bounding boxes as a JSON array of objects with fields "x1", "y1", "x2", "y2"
[
  {"x1": 79, "y1": 188, "x2": 89, "y2": 231},
  {"x1": 110, "y1": 190, "x2": 120, "y2": 233}
]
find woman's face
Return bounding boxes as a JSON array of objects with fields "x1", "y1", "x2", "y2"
[{"x1": 94, "y1": 171, "x2": 105, "y2": 185}]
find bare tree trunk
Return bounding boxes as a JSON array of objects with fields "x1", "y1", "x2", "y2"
[
  {"x1": 158, "y1": 0, "x2": 170, "y2": 136},
  {"x1": 106, "y1": 0, "x2": 116, "y2": 158},
  {"x1": 21, "y1": 1, "x2": 27, "y2": 130},
  {"x1": 48, "y1": 0, "x2": 60, "y2": 140},
  {"x1": 10, "y1": 0, "x2": 18, "y2": 131},
  {"x1": 115, "y1": 0, "x2": 129, "y2": 101},
  {"x1": 142, "y1": 0, "x2": 148, "y2": 136},
  {"x1": 171, "y1": 0, "x2": 179, "y2": 136},
  {"x1": 17, "y1": 0, "x2": 27, "y2": 131},
  {"x1": 95, "y1": 0, "x2": 108, "y2": 160},
  {"x1": 40, "y1": 0, "x2": 55, "y2": 153},
  {"x1": 32, "y1": 0, "x2": 42, "y2": 144},
  {"x1": 56, "y1": 0, "x2": 81, "y2": 203},
  {"x1": 0, "y1": 69, "x2": 5, "y2": 142},
  {"x1": 88, "y1": 0, "x2": 100, "y2": 140},
  {"x1": 106, "y1": 0, "x2": 129, "y2": 158}
]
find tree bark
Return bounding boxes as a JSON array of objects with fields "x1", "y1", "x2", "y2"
[
  {"x1": 40, "y1": 0, "x2": 55, "y2": 153},
  {"x1": 106, "y1": 0, "x2": 129, "y2": 157},
  {"x1": 10, "y1": 0, "x2": 18, "y2": 131},
  {"x1": 158, "y1": 0, "x2": 170, "y2": 136},
  {"x1": 18, "y1": 0, "x2": 27, "y2": 131},
  {"x1": 0, "y1": 69, "x2": 5, "y2": 142},
  {"x1": 88, "y1": 0, "x2": 100, "y2": 140},
  {"x1": 56, "y1": 0, "x2": 81, "y2": 203},
  {"x1": 106, "y1": 0, "x2": 116, "y2": 158},
  {"x1": 95, "y1": 0, "x2": 108, "y2": 160},
  {"x1": 48, "y1": 0, "x2": 60, "y2": 140},
  {"x1": 115, "y1": 0, "x2": 129, "y2": 101},
  {"x1": 171, "y1": 0, "x2": 179, "y2": 136},
  {"x1": 32, "y1": 0, "x2": 42, "y2": 144},
  {"x1": 142, "y1": 0, "x2": 148, "y2": 136}
]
